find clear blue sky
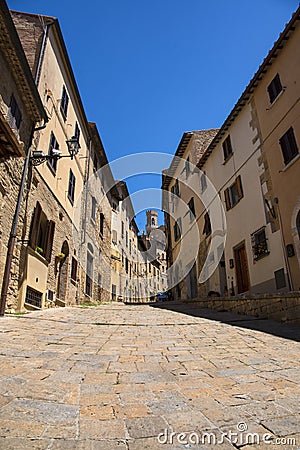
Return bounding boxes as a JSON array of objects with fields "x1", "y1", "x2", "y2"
[{"x1": 7, "y1": 0, "x2": 299, "y2": 230}]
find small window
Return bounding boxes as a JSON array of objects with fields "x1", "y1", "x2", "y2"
[
  {"x1": 185, "y1": 157, "x2": 191, "y2": 178},
  {"x1": 47, "y1": 132, "x2": 59, "y2": 174},
  {"x1": 274, "y1": 268, "x2": 286, "y2": 290},
  {"x1": 74, "y1": 122, "x2": 80, "y2": 141},
  {"x1": 126, "y1": 231, "x2": 128, "y2": 247},
  {"x1": 188, "y1": 197, "x2": 195, "y2": 221},
  {"x1": 201, "y1": 171, "x2": 207, "y2": 192},
  {"x1": 174, "y1": 217, "x2": 182, "y2": 242},
  {"x1": 129, "y1": 239, "x2": 132, "y2": 254},
  {"x1": 71, "y1": 257, "x2": 78, "y2": 281},
  {"x1": 112, "y1": 202, "x2": 117, "y2": 211},
  {"x1": 121, "y1": 221, "x2": 124, "y2": 238},
  {"x1": 203, "y1": 212, "x2": 211, "y2": 236},
  {"x1": 99, "y1": 213, "x2": 104, "y2": 236},
  {"x1": 251, "y1": 226, "x2": 269, "y2": 261},
  {"x1": 224, "y1": 176, "x2": 243, "y2": 210},
  {"x1": 8, "y1": 94, "x2": 22, "y2": 130},
  {"x1": 60, "y1": 85, "x2": 69, "y2": 120},
  {"x1": 91, "y1": 196, "x2": 96, "y2": 221},
  {"x1": 222, "y1": 135, "x2": 233, "y2": 161},
  {"x1": 279, "y1": 127, "x2": 299, "y2": 166},
  {"x1": 68, "y1": 169, "x2": 76, "y2": 205},
  {"x1": 267, "y1": 73, "x2": 282, "y2": 104}
]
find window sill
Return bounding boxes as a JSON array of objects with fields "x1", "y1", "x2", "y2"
[
  {"x1": 254, "y1": 251, "x2": 270, "y2": 262},
  {"x1": 222, "y1": 152, "x2": 234, "y2": 165},
  {"x1": 281, "y1": 153, "x2": 300, "y2": 172},
  {"x1": 267, "y1": 89, "x2": 284, "y2": 110},
  {"x1": 68, "y1": 195, "x2": 74, "y2": 206}
]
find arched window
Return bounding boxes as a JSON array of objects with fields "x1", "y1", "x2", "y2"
[{"x1": 151, "y1": 218, "x2": 155, "y2": 225}]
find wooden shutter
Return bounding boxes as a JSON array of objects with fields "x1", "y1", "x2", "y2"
[
  {"x1": 44, "y1": 220, "x2": 55, "y2": 262},
  {"x1": 224, "y1": 189, "x2": 230, "y2": 211},
  {"x1": 29, "y1": 202, "x2": 42, "y2": 249},
  {"x1": 236, "y1": 175, "x2": 243, "y2": 200}
]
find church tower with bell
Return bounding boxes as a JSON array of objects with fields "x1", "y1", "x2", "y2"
[{"x1": 146, "y1": 209, "x2": 158, "y2": 237}]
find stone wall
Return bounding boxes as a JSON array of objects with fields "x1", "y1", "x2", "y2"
[{"x1": 184, "y1": 293, "x2": 300, "y2": 325}]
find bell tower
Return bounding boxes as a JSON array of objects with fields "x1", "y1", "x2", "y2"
[{"x1": 146, "y1": 209, "x2": 158, "y2": 237}]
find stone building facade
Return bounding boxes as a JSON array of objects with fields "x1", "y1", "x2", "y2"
[
  {"x1": 252, "y1": 6, "x2": 300, "y2": 291},
  {"x1": 163, "y1": 6, "x2": 300, "y2": 299},
  {"x1": 0, "y1": 0, "x2": 46, "y2": 311}
]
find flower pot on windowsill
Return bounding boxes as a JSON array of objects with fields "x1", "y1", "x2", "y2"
[
  {"x1": 55, "y1": 253, "x2": 66, "y2": 266},
  {"x1": 36, "y1": 246, "x2": 44, "y2": 256},
  {"x1": 55, "y1": 253, "x2": 65, "y2": 260}
]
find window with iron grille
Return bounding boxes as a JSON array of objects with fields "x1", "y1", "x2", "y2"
[
  {"x1": 68, "y1": 169, "x2": 76, "y2": 204},
  {"x1": 8, "y1": 94, "x2": 22, "y2": 130},
  {"x1": 267, "y1": 73, "x2": 282, "y2": 104},
  {"x1": 222, "y1": 135, "x2": 233, "y2": 162},
  {"x1": 47, "y1": 132, "x2": 59, "y2": 174},
  {"x1": 25, "y1": 286, "x2": 42, "y2": 308},
  {"x1": 279, "y1": 127, "x2": 299, "y2": 166},
  {"x1": 251, "y1": 226, "x2": 269, "y2": 261},
  {"x1": 60, "y1": 85, "x2": 69, "y2": 120}
]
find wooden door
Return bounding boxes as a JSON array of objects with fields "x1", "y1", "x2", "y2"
[{"x1": 234, "y1": 243, "x2": 250, "y2": 293}]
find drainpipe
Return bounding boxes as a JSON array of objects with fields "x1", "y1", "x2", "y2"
[
  {"x1": 274, "y1": 197, "x2": 293, "y2": 291},
  {"x1": 0, "y1": 123, "x2": 46, "y2": 316}
]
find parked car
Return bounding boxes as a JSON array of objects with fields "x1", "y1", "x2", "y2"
[{"x1": 156, "y1": 291, "x2": 168, "y2": 301}]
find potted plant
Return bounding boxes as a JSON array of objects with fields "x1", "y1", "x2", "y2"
[{"x1": 36, "y1": 246, "x2": 44, "y2": 255}]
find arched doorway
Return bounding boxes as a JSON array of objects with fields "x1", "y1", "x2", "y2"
[{"x1": 57, "y1": 241, "x2": 70, "y2": 303}]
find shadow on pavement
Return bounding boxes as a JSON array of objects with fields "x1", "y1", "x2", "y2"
[{"x1": 148, "y1": 301, "x2": 300, "y2": 342}]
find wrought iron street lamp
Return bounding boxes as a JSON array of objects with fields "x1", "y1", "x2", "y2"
[{"x1": 30, "y1": 135, "x2": 80, "y2": 166}]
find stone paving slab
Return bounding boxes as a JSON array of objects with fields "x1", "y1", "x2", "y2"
[{"x1": 0, "y1": 302, "x2": 299, "y2": 448}]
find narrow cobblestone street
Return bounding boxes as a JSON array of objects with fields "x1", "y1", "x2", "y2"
[{"x1": 0, "y1": 302, "x2": 299, "y2": 449}]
